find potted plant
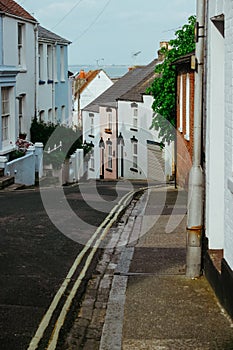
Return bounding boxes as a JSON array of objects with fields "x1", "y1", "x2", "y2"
[{"x1": 19, "y1": 132, "x2": 27, "y2": 140}]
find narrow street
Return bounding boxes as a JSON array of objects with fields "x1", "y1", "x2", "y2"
[{"x1": 0, "y1": 181, "x2": 144, "y2": 350}]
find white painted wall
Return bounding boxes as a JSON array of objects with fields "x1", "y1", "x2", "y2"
[
  {"x1": 205, "y1": 0, "x2": 225, "y2": 249},
  {"x1": 82, "y1": 110, "x2": 101, "y2": 179},
  {"x1": 224, "y1": 0, "x2": 233, "y2": 269},
  {"x1": 73, "y1": 70, "x2": 113, "y2": 128},
  {"x1": 3, "y1": 17, "x2": 36, "y2": 139},
  {"x1": 118, "y1": 96, "x2": 173, "y2": 181},
  {"x1": 80, "y1": 71, "x2": 113, "y2": 110}
]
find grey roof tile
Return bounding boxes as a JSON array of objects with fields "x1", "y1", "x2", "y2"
[
  {"x1": 83, "y1": 59, "x2": 158, "y2": 112},
  {"x1": 38, "y1": 25, "x2": 71, "y2": 44}
]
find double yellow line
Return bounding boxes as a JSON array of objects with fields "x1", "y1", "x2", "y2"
[{"x1": 28, "y1": 188, "x2": 138, "y2": 350}]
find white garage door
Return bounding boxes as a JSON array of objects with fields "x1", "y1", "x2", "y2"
[{"x1": 147, "y1": 142, "x2": 165, "y2": 182}]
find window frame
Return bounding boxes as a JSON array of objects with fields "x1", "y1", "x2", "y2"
[{"x1": 1, "y1": 87, "x2": 10, "y2": 142}]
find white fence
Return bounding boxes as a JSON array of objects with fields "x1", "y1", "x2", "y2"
[{"x1": 0, "y1": 142, "x2": 84, "y2": 187}]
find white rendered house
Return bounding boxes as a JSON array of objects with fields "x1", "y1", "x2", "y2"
[
  {"x1": 73, "y1": 69, "x2": 113, "y2": 129},
  {"x1": 37, "y1": 26, "x2": 71, "y2": 125},
  {"x1": 0, "y1": 0, "x2": 38, "y2": 156},
  {"x1": 204, "y1": 0, "x2": 233, "y2": 319}
]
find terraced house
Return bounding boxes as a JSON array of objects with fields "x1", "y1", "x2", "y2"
[
  {"x1": 0, "y1": 0, "x2": 38, "y2": 158},
  {"x1": 0, "y1": 0, "x2": 71, "y2": 187}
]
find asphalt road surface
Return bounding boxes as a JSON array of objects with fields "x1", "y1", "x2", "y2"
[{"x1": 0, "y1": 180, "x2": 144, "y2": 350}]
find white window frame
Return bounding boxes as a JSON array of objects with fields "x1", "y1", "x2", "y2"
[
  {"x1": 47, "y1": 45, "x2": 53, "y2": 81},
  {"x1": 107, "y1": 142, "x2": 113, "y2": 169},
  {"x1": 132, "y1": 141, "x2": 138, "y2": 169},
  {"x1": 18, "y1": 23, "x2": 25, "y2": 67},
  {"x1": 178, "y1": 74, "x2": 183, "y2": 133},
  {"x1": 60, "y1": 46, "x2": 65, "y2": 81},
  {"x1": 1, "y1": 87, "x2": 10, "y2": 143},
  {"x1": 108, "y1": 112, "x2": 112, "y2": 130},
  {"x1": 38, "y1": 44, "x2": 44, "y2": 81},
  {"x1": 185, "y1": 73, "x2": 190, "y2": 141},
  {"x1": 90, "y1": 116, "x2": 94, "y2": 135},
  {"x1": 18, "y1": 96, "x2": 24, "y2": 133},
  {"x1": 133, "y1": 108, "x2": 138, "y2": 129},
  {"x1": 61, "y1": 105, "x2": 66, "y2": 123},
  {"x1": 48, "y1": 108, "x2": 52, "y2": 123},
  {"x1": 90, "y1": 149, "x2": 95, "y2": 170}
]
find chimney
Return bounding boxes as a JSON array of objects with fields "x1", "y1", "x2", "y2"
[{"x1": 157, "y1": 41, "x2": 170, "y2": 61}]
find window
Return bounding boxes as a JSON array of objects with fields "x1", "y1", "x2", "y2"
[
  {"x1": 107, "y1": 141, "x2": 113, "y2": 169},
  {"x1": 90, "y1": 150, "x2": 95, "y2": 170},
  {"x1": 18, "y1": 23, "x2": 24, "y2": 66},
  {"x1": 18, "y1": 96, "x2": 24, "y2": 133},
  {"x1": 1, "y1": 87, "x2": 10, "y2": 141},
  {"x1": 61, "y1": 105, "x2": 66, "y2": 123},
  {"x1": 55, "y1": 107, "x2": 58, "y2": 123},
  {"x1": 132, "y1": 142, "x2": 138, "y2": 169},
  {"x1": 53, "y1": 48, "x2": 58, "y2": 82},
  {"x1": 39, "y1": 110, "x2": 45, "y2": 122},
  {"x1": 185, "y1": 73, "x2": 190, "y2": 140},
  {"x1": 48, "y1": 108, "x2": 52, "y2": 123},
  {"x1": 60, "y1": 46, "x2": 65, "y2": 81},
  {"x1": 179, "y1": 74, "x2": 183, "y2": 132},
  {"x1": 108, "y1": 112, "x2": 112, "y2": 130},
  {"x1": 47, "y1": 45, "x2": 53, "y2": 81},
  {"x1": 130, "y1": 136, "x2": 138, "y2": 171},
  {"x1": 133, "y1": 108, "x2": 138, "y2": 128},
  {"x1": 38, "y1": 44, "x2": 44, "y2": 81},
  {"x1": 90, "y1": 116, "x2": 94, "y2": 135}
]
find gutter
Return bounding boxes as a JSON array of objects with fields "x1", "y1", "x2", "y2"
[{"x1": 186, "y1": 0, "x2": 206, "y2": 278}]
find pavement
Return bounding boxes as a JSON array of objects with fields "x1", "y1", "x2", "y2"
[{"x1": 63, "y1": 185, "x2": 233, "y2": 350}]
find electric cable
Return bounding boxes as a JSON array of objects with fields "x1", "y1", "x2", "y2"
[
  {"x1": 72, "y1": 0, "x2": 112, "y2": 43},
  {"x1": 51, "y1": 0, "x2": 85, "y2": 30}
]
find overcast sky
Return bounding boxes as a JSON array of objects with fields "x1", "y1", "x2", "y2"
[{"x1": 20, "y1": 0, "x2": 196, "y2": 66}]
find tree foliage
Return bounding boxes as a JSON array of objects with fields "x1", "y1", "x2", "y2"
[{"x1": 147, "y1": 15, "x2": 196, "y2": 144}]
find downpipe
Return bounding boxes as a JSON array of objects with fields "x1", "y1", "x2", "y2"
[
  {"x1": 186, "y1": 0, "x2": 205, "y2": 278},
  {"x1": 186, "y1": 165, "x2": 203, "y2": 278}
]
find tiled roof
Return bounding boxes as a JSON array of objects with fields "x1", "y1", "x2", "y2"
[
  {"x1": 38, "y1": 26, "x2": 71, "y2": 44},
  {"x1": 0, "y1": 0, "x2": 37, "y2": 22},
  {"x1": 83, "y1": 59, "x2": 158, "y2": 113},
  {"x1": 78, "y1": 70, "x2": 101, "y2": 95},
  {"x1": 118, "y1": 71, "x2": 157, "y2": 102}
]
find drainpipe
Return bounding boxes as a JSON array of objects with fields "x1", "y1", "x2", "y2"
[
  {"x1": 34, "y1": 24, "x2": 38, "y2": 121},
  {"x1": 186, "y1": 0, "x2": 206, "y2": 278}
]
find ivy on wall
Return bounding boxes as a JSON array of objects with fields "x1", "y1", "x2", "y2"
[{"x1": 147, "y1": 15, "x2": 196, "y2": 144}]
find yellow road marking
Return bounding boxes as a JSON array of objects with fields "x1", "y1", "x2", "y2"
[{"x1": 27, "y1": 189, "x2": 134, "y2": 350}]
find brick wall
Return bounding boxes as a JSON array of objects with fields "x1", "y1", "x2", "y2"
[{"x1": 176, "y1": 70, "x2": 195, "y2": 189}]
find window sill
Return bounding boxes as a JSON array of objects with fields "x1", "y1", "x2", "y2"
[
  {"x1": 105, "y1": 129, "x2": 112, "y2": 134},
  {"x1": 130, "y1": 167, "x2": 138, "y2": 173},
  {"x1": 18, "y1": 67, "x2": 27, "y2": 73},
  {"x1": 88, "y1": 134, "x2": 95, "y2": 138},
  {"x1": 184, "y1": 134, "x2": 190, "y2": 141},
  {"x1": 178, "y1": 127, "x2": 183, "y2": 133},
  {"x1": 89, "y1": 167, "x2": 95, "y2": 172},
  {"x1": 39, "y1": 80, "x2": 46, "y2": 85},
  {"x1": 106, "y1": 168, "x2": 112, "y2": 172},
  {"x1": 228, "y1": 177, "x2": 233, "y2": 194},
  {"x1": 0, "y1": 145, "x2": 16, "y2": 155},
  {"x1": 130, "y1": 127, "x2": 138, "y2": 132}
]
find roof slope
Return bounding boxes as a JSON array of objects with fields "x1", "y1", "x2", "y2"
[
  {"x1": 38, "y1": 25, "x2": 71, "y2": 44},
  {"x1": 0, "y1": 0, "x2": 37, "y2": 22},
  {"x1": 118, "y1": 70, "x2": 156, "y2": 102},
  {"x1": 83, "y1": 59, "x2": 157, "y2": 113}
]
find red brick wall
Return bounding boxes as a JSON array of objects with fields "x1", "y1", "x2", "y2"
[{"x1": 176, "y1": 71, "x2": 194, "y2": 189}]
